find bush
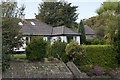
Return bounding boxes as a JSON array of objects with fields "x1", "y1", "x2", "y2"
[
  {"x1": 86, "y1": 38, "x2": 105, "y2": 45},
  {"x1": 51, "y1": 41, "x2": 68, "y2": 62},
  {"x1": 94, "y1": 66, "x2": 104, "y2": 76},
  {"x1": 25, "y1": 36, "x2": 48, "y2": 61},
  {"x1": 65, "y1": 40, "x2": 85, "y2": 64},
  {"x1": 79, "y1": 45, "x2": 118, "y2": 70},
  {"x1": 87, "y1": 69, "x2": 96, "y2": 77},
  {"x1": 78, "y1": 64, "x2": 93, "y2": 73}
]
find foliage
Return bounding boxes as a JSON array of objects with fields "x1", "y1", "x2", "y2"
[
  {"x1": 87, "y1": 69, "x2": 96, "y2": 77},
  {"x1": 78, "y1": 20, "x2": 86, "y2": 44},
  {"x1": 96, "y1": 25, "x2": 105, "y2": 38},
  {"x1": 78, "y1": 64, "x2": 93, "y2": 73},
  {"x1": 2, "y1": 18, "x2": 23, "y2": 52},
  {"x1": 96, "y1": 1, "x2": 119, "y2": 43},
  {"x1": 79, "y1": 45, "x2": 118, "y2": 70},
  {"x1": 1, "y1": 1, "x2": 25, "y2": 18},
  {"x1": 65, "y1": 40, "x2": 86, "y2": 64},
  {"x1": 25, "y1": 36, "x2": 48, "y2": 61},
  {"x1": 84, "y1": 1, "x2": 119, "y2": 43},
  {"x1": 46, "y1": 42, "x2": 52, "y2": 57},
  {"x1": 113, "y1": 8, "x2": 120, "y2": 64},
  {"x1": 36, "y1": 1, "x2": 78, "y2": 28},
  {"x1": 51, "y1": 41, "x2": 68, "y2": 62},
  {"x1": 47, "y1": 56, "x2": 59, "y2": 62},
  {"x1": 94, "y1": 66, "x2": 104, "y2": 76},
  {"x1": 86, "y1": 38, "x2": 105, "y2": 45},
  {"x1": 1, "y1": 1, "x2": 25, "y2": 71}
]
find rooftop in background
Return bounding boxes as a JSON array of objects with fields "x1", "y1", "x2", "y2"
[
  {"x1": 84, "y1": 25, "x2": 96, "y2": 35},
  {"x1": 52, "y1": 26, "x2": 81, "y2": 36}
]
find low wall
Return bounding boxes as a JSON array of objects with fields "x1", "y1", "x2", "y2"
[{"x1": 66, "y1": 62, "x2": 89, "y2": 78}]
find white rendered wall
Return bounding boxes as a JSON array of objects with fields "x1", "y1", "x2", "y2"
[
  {"x1": 50, "y1": 36, "x2": 58, "y2": 44},
  {"x1": 76, "y1": 36, "x2": 80, "y2": 45}
]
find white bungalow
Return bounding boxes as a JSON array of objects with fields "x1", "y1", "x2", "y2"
[{"x1": 15, "y1": 19, "x2": 81, "y2": 53}]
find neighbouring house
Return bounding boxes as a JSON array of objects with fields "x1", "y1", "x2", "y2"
[
  {"x1": 84, "y1": 25, "x2": 96, "y2": 39},
  {"x1": 15, "y1": 19, "x2": 81, "y2": 52}
]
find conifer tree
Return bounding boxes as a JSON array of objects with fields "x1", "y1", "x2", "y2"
[
  {"x1": 78, "y1": 20, "x2": 86, "y2": 44},
  {"x1": 36, "y1": 1, "x2": 78, "y2": 28}
]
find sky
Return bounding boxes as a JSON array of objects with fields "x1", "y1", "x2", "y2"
[{"x1": 17, "y1": 0, "x2": 117, "y2": 23}]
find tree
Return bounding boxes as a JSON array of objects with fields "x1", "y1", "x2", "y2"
[
  {"x1": 78, "y1": 20, "x2": 86, "y2": 44},
  {"x1": 96, "y1": 0, "x2": 119, "y2": 43},
  {"x1": 1, "y1": 1, "x2": 25, "y2": 52},
  {"x1": 1, "y1": 1, "x2": 25, "y2": 18},
  {"x1": 1, "y1": 1, "x2": 25, "y2": 71},
  {"x1": 35, "y1": 1, "x2": 78, "y2": 28}
]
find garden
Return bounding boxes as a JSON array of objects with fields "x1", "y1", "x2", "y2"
[{"x1": 3, "y1": 36, "x2": 120, "y2": 78}]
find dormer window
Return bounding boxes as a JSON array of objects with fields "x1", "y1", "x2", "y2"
[
  {"x1": 18, "y1": 22, "x2": 23, "y2": 26},
  {"x1": 30, "y1": 22, "x2": 36, "y2": 26}
]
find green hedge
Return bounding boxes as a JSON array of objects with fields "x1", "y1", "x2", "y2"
[
  {"x1": 78, "y1": 45, "x2": 118, "y2": 71},
  {"x1": 86, "y1": 38, "x2": 105, "y2": 45}
]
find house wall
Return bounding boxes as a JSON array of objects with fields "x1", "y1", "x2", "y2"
[
  {"x1": 43, "y1": 37, "x2": 48, "y2": 41},
  {"x1": 14, "y1": 35, "x2": 81, "y2": 52},
  {"x1": 76, "y1": 36, "x2": 80, "y2": 45},
  {"x1": 50, "y1": 36, "x2": 67, "y2": 44}
]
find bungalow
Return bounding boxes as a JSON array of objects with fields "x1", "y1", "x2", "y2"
[
  {"x1": 84, "y1": 25, "x2": 96, "y2": 39},
  {"x1": 15, "y1": 19, "x2": 81, "y2": 52}
]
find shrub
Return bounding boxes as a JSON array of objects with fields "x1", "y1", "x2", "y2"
[
  {"x1": 94, "y1": 66, "x2": 104, "y2": 76},
  {"x1": 87, "y1": 69, "x2": 96, "y2": 77},
  {"x1": 86, "y1": 38, "x2": 105, "y2": 45},
  {"x1": 51, "y1": 41, "x2": 68, "y2": 62},
  {"x1": 79, "y1": 45, "x2": 118, "y2": 70},
  {"x1": 25, "y1": 36, "x2": 48, "y2": 61},
  {"x1": 47, "y1": 56, "x2": 59, "y2": 62},
  {"x1": 78, "y1": 64, "x2": 93, "y2": 73},
  {"x1": 65, "y1": 40, "x2": 86, "y2": 64},
  {"x1": 46, "y1": 42, "x2": 52, "y2": 57}
]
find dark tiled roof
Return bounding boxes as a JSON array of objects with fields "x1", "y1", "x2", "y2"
[
  {"x1": 52, "y1": 26, "x2": 81, "y2": 36},
  {"x1": 84, "y1": 25, "x2": 95, "y2": 35},
  {"x1": 20, "y1": 19, "x2": 81, "y2": 36},
  {"x1": 20, "y1": 19, "x2": 53, "y2": 36}
]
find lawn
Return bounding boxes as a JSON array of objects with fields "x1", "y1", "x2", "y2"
[{"x1": 11, "y1": 54, "x2": 26, "y2": 59}]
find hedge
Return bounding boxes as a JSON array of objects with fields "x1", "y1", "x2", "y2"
[
  {"x1": 78, "y1": 45, "x2": 118, "y2": 71},
  {"x1": 86, "y1": 38, "x2": 105, "y2": 45}
]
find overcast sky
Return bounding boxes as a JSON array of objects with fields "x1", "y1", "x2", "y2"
[{"x1": 17, "y1": 0, "x2": 119, "y2": 23}]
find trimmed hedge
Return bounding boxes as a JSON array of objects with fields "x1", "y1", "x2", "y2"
[
  {"x1": 86, "y1": 38, "x2": 105, "y2": 45},
  {"x1": 25, "y1": 36, "x2": 48, "y2": 61},
  {"x1": 78, "y1": 45, "x2": 118, "y2": 71}
]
